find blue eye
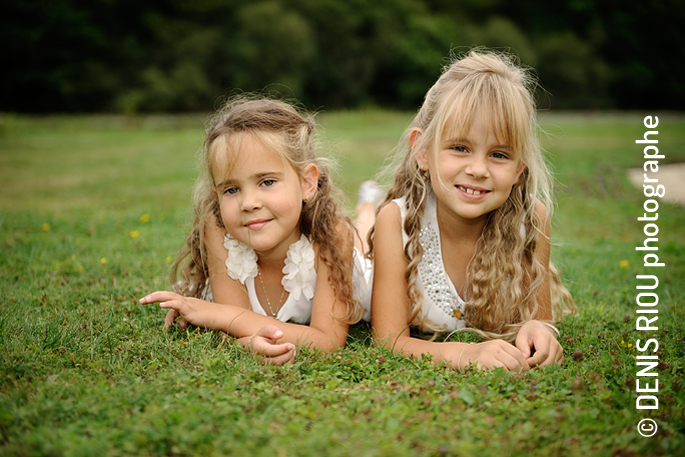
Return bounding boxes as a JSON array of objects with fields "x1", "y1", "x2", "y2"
[
  {"x1": 491, "y1": 152, "x2": 509, "y2": 160},
  {"x1": 450, "y1": 145, "x2": 468, "y2": 153}
]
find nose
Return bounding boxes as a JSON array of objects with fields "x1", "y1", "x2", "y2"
[
  {"x1": 466, "y1": 154, "x2": 489, "y2": 178},
  {"x1": 238, "y1": 188, "x2": 261, "y2": 212}
]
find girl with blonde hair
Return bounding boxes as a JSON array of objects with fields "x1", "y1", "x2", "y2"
[
  {"x1": 370, "y1": 50, "x2": 576, "y2": 371},
  {"x1": 141, "y1": 96, "x2": 370, "y2": 365}
]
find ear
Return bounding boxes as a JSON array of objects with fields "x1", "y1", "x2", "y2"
[
  {"x1": 301, "y1": 163, "x2": 319, "y2": 200},
  {"x1": 409, "y1": 128, "x2": 428, "y2": 171},
  {"x1": 514, "y1": 161, "x2": 527, "y2": 184}
]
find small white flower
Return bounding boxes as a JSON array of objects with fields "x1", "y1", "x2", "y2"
[
  {"x1": 223, "y1": 235, "x2": 258, "y2": 284},
  {"x1": 282, "y1": 234, "x2": 316, "y2": 301}
]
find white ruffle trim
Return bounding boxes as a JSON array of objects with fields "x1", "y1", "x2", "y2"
[
  {"x1": 223, "y1": 235, "x2": 258, "y2": 283},
  {"x1": 282, "y1": 234, "x2": 316, "y2": 301},
  {"x1": 222, "y1": 233, "x2": 315, "y2": 301}
]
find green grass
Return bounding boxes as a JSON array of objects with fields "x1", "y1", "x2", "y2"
[{"x1": 1, "y1": 110, "x2": 684, "y2": 456}]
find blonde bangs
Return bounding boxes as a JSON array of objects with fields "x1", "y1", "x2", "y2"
[{"x1": 431, "y1": 71, "x2": 532, "y2": 161}]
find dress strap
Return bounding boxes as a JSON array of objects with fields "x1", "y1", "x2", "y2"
[{"x1": 416, "y1": 194, "x2": 466, "y2": 321}]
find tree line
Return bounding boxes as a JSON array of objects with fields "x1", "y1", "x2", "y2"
[{"x1": 2, "y1": 0, "x2": 682, "y2": 113}]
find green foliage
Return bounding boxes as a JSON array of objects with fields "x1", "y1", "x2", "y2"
[
  {"x1": 1, "y1": 0, "x2": 682, "y2": 112},
  {"x1": 1, "y1": 112, "x2": 684, "y2": 455}
]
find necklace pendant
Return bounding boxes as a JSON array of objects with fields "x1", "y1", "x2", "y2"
[{"x1": 257, "y1": 265, "x2": 285, "y2": 319}]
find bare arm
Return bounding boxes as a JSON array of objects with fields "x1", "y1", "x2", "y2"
[
  {"x1": 143, "y1": 218, "x2": 349, "y2": 352},
  {"x1": 371, "y1": 202, "x2": 529, "y2": 371},
  {"x1": 515, "y1": 200, "x2": 564, "y2": 367}
]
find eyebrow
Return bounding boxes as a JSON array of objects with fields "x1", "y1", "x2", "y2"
[
  {"x1": 215, "y1": 171, "x2": 283, "y2": 188},
  {"x1": 443, "y1": 137, "x2": 514, "y2": 150}
]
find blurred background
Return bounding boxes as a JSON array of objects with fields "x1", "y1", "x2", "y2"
[{"x1": 2, "y1": 0, "x2": 683, "y2": 114}]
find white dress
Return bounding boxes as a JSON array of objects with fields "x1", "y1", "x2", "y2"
[
  {"x1": 204, "y1": 233, "x2": 371, "y2": 323},
  {"x1": 392, "y1": 194, "x2": 466, "y2": 332}
]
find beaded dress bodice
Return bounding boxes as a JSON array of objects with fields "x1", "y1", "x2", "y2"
[{"x1": 394, "y1": 194, "x2": 466, "y2": 331}]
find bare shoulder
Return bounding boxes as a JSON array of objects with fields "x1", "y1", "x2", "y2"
[
  {"x1": 534, "y1": 198, "x2": 549, "y2": 221},
  {"x1": 204, "y1": 212, "x2": 227, "y2": 258},
  {"x1": 376, "y1": 200, "x2": 402, "y2": 232}
]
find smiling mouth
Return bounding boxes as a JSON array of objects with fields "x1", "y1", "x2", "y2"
[
  {"x1": 456, "y1": 185, "x2": 490, "y2": 196},
  {"x1": 245, "y1": 219, "x2": 271, "y2": 230}
]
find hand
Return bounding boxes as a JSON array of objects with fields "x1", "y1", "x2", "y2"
[
  {"x1": 515, "y1": 320, "x2": 563, "y2": 367},
  {"x1": 244, "y1": 325, "x2": 296, "y2": 365},
  {"x1": 164, "y1": 309, "x2": 189, "y2": 330},
  {"x1": 140, "y1": 291, "x2": 210, "y2": 329},
  {"x1": 459, "y1": 340, "x2": 530, "y2": 372}
]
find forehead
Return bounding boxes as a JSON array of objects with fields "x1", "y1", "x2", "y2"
[
  {"x1": 210, "y1": 132, "x2": 290, "y2": 183},
  {"x1": 441, "y1": 109, "x2": 509, "y2": 145}
]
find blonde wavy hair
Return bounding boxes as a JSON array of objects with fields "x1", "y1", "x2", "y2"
[
  {"x1": 171, "y1": 95, "x2": 363, "y2": 324},
  {"x1": 370, "y1": 50, "x2": 576, "y2": 341}
]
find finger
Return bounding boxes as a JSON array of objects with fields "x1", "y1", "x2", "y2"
[
  {"x1": 261, "y1": 347, "x2": 296, "y2": 366},
  {"x1": 500, "y1": 345, "x2": 530, "y2": 372},
  {"x1": 255, "y1": 324, "x2": 285, "y2": 341},
  {"x1": 531, "y1": 341, "x2": 564, "y2": 367},
  {"x1": 139, "y1": 291, "x2": 181, "y2": 305},
  {"x1": 515, "y1": 333, "x2": 532, "y2": 358},
  {"x1": 528, "y1": 346, "x2": 551, "y2": 367},
  {"x1": 164, "y1": 309, "x2": 179, "y2": 328},
  {"x1": 529, "y1": 333, "x2": 560, "y2": 367},
  {"x1": 557, "y1": 351, "x2": 564, "y2": 366},
  {"x1": 259, "y1": 342, "x2": 296, "y2": 358},
  {"x1": 158, "y1": 300, "x2": 184, "y2": 313},
  {"x1": 549, "y1": 344, "x2": 561, "y2": 365}
]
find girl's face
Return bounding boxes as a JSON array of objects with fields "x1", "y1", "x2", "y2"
[
  {"x1": 415, "y1": 109, "x2": 526, "y2": 226},
  {"x1": 212, "y1": 132, "x2": 318, "y2": 260}
]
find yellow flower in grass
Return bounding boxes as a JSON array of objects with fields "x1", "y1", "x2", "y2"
[
  {"x1": 42, "y1": 223, "x2": 51, "y2": 232},
  {"x1": 130, "y1": 230, "x2": 139, "y2": 238},
  {"x1": 619, "y1": 260, "x2": 629, "y2": 269},
  {"x1": 101, "y1": 257, "x2": 107, "y2": 264},
  {"x1": 166, "y1": 256, "x2": 173, "y2": 264},
  {"x1": 139, "y1": 214, "x2": 151, "y2": 224}
]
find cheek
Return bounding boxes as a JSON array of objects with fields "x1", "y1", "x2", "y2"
[{"x1": 219, "y1": 199, "x2": 239, "y2": 222}]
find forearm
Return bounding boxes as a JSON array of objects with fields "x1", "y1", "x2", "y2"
[
  {"x1": 374, "y1": 330, "x2": 467, "y2": 367},
  {"x1": 189, "y1": 298, "x2": 346, "y2": 351}
]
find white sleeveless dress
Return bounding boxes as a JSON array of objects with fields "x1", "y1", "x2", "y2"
[
  {"x1": 392, "y1": 194, "x2": 466, "y2": 332},
  {"x1": 204, "y1": 233, "x2": 371, "y2": 323}
]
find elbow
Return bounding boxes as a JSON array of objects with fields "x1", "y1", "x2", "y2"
[
  {"x1": 371, "y1": 327, "x2": 402, "y2": 352},
  {"x1": 319, "y1": 341, "x2": 344, "y2": 353},
  {"x1": 301, "y1": 329, "x2": 347, "y2": 353}
]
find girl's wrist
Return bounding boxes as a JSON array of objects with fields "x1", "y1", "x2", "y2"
[
  {"x1": 524, "y1": 319, "x2": 556, "y2": 335},
  {"x1": 457, "y1": 343, "x2": 471, "y2": 370},
  {"x1": 237, "y1": 334, "x2": 256, "y2": 350}
]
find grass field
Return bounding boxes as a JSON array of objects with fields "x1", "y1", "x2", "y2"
[{"x1": 1, "y1": 110, "x2": 684, "y2": 456}]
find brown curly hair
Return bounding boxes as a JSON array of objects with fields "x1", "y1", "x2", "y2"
[{"x1": 170, "y1": 95, "x2": 363, "y2": 324}]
